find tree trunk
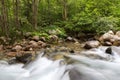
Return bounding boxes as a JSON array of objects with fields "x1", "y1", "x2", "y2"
[
  {"x1": 32, "y1": 0, "x2": 39, "y2": 29},
  {"x1": 13, "y1": 0, "x2": 20, "y2": 29},
  {"x1": 0, "y1": 0, "x2": 9, "y2": 37},
  {"x1": 62, "y1": 0, "x2": 68, "y2": 20}
]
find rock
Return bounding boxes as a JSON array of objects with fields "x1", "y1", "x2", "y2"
[
  {"x1": 105, "y1": 47, "x2": 112, "y2": 55},
  {"x1": 12, "y1": 45, "x2": 22, "y2": 52},
  {"x1": 32, "y1": 36, "x2": 39, "y2": 41},
  {"x1": 116, "y1": 31, "x2": 120, "y2": 37},
  {"x1": 69, "y1": 50, "x2": 75, "y2": 53},
  {"x1": 84, "y1": 40, "x2": 100, "y2": 49},
  {"x1": 16, "y1": 53, "x2": 32, "y2": 63},
  {"x1": 29, "y1": 48, "x2": 33, "y2": 51},
  {"x1": 0, "y1": 45, "x2": 3, "y2": 51},
  {"x1": 8, "y1": 57, "x2": 17, "y2": 64},
  {"x1": 37, "y1": 41, "x2": 44, "y2": 45},
  {"x1": 41, "y1": 43, "x2": 47, "y2": 48},
  {"x1": 113, "y1": 40, "x2": 120, "y2": 46},
  {"x1": 40, "y1": 37, "x2": 46, "y2": 42},
  {"x1": 49, "y1": 35, "x2": 58, "y2": 43},
  {"x1": 103, "y1": 41, "x2": 112, "y2": 46},
  {"x1": 29, "y1": 41, "x2": 38, "y2": 48},
  {"x1": 48, "y1": 30, "x2": 57, "y2": 35},
  {"x1": 66, "y1": 37, "x2": 73, "y2": 41},
  {"x1": 99, "y1": 30, "x2": 120, "y2": 46},
  {"x1": 23, "y1": 45, "x2": 31, "y2": 51},
  {"x1": 99, "y1": 31, "x2": 114, "y2": 42},
  {"x1": 24, "y1": 32, "x2": 32, "y2": 38},
  {"x1": 108, "y1": 30, "x2": 114, "y2": 35},
  {"x1": 52, "y1": 54, "x2": 64, "y2": 60},
  {"x1": 7, "y1": 52, "x2": 17, "y2": 57}
]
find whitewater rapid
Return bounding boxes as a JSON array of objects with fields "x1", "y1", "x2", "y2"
[{"x1": 0, "y1": 46, "x2": 120, "y2": 80}]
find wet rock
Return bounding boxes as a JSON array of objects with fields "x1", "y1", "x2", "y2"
[
  {"x1": 12, "y1": 45, "x2": 22, "y2": 52},
  {"x1": 105, "y1": 47, "x2": 112, "y2": 55},
  {"x1": 84, "y1": 40, "x2": 100, "y2": 49},
  {"x1": 8, "y1": 57, "x2": 17, "y2": 64},
  {"x1": 32, "y1": 36, "x2": 39, "y2": 41},
  {"x1": 69, "y1": 50, "x2": 75, "y2": 53},
  {"x1": 16, "y1": 53, "x2": 32, "y2": 63}
]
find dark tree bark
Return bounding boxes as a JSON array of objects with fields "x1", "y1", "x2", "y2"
[
  {"x1": 13, "y1": 0, "x2": 20, "y2": 29},
  {"x1": 0, "y1": 0, "x2": 9, "y2": 37}
]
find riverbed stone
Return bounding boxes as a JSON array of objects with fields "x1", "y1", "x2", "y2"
[
  {"x1": 29, "y1": 40, "x2": 38, "y2": 48},
  {"x1": 84, "y1": 40, "x2": 100, "y2": 49},
  {"x1": 12, "y1": 45, "x2": 22, "y2": 52},
  {"x1": 16, "y1": 53, "x2": 32, "y2": 63},
  {"x1": 116, "y1": 31, "x2": 120, "y2": 37},
  {"x1": 32, "y1": 36, "x2": 40, "y2": 41},
  {"x1": 103, "y1": 41, "x2": 112, "y2": 46},
  {"x1": 105, "y1": 47, "x2": 112, "y2": 55}
]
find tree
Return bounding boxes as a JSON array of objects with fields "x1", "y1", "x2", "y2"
[
  {"x1": 13, "y1": 0, "x2": 20, "y2": 29},
  {"x1": 0, "y1": 0, "x2": 9, "y2": 37},
  {"x1": 62, "y1": 0, "x2": 68, "y2": 20},
  {"x1": 32, "y1": 0, "x2": 39, "y2": 29}
]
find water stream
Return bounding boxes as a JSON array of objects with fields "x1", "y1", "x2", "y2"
[{"x1": 0, "y1": 46, "x2": 120, "y2": 80}]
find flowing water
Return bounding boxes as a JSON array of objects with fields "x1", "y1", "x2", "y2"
[{"x1": 0, "y1": 46, "x2": 120, "y2": 80}]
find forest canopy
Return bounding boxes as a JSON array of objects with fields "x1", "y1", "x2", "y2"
[{"x1": 0, "y1": 0, "x2": 120, "y2": 38}]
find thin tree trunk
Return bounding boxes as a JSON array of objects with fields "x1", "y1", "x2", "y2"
[
  {"x1": 0, "y1": 0, "x2": 9, "y2": 37},
  {"x1": 62, "y1": 0, "x2": 68, "y2": 20},
  {"x1": 13, "y1": 0, "x2": 20, "y2": 29},
  {"x1": 32, "y1": 0, "x2": 39, "y2": 29}
]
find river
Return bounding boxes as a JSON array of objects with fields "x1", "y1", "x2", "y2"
[{"x1": 0, "y1": 46, "x2": 120, "y2": 80}]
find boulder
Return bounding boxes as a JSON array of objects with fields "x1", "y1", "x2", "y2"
[
  {"x1": 40, "y1": 37, "x2": 46, "y2": 42},
  {"x1": 103, "y1": 41, "x2": 112, "y2": 46},
  {"x1": 12, "y1": 45, "x2": 22, "y2": 52},
  {"x1": 66, "y1": 36, "x2": 73, "y2": 41},
  {"x1": 116, "y1": 31, "x2": 120, "y2": 37},
  {"x1": 49, "y1": 35, "x2": 58, "y2": 43},
  {"x1": 84, "y1": 40, "x2": 100, "y2": 49},
  {"x1": 6, "y1": 52, "x2": 17, "y2": 57},
  {"x1": 32, "y1": 36, "x2": 39, "y2": 41},
  {"x1": 99, "y1": 30, "x2": 114, "y2": 42},
  {"x1": 48, "y1": 30, "x2": 57, "y2": 35},
  {"x1": 99, "y1": 30, "x2": 120, "y2": 46},
  {"x1": 24, "y1": 32, "x2": 32, "y2": 38},
  {"x1": 29, "y1": 40, "x2": 38, "y2": 48},
  {"x1": 16, "y1": 53, "x2": 32, "y2": 63},
  {"x1": 113, "y1": 40, "x2": 120, "y2": 46},
  {"x1": 0, "y1": 45, "x2": 3, "y2": 51},
  {"x1": 105, "y1": 47, "x2": 112, "y2": 55}
]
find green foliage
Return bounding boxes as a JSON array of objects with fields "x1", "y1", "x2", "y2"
[
  {"x1": 1, "y1": 0, "x2": 120, "y2": 38},
  {"x1": 93, "y1": 16, "x2": 120, "y2": 34}
]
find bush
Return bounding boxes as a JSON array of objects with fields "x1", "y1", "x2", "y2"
[{"x1": 93, "y1": 16, "x2": 120, "y2": 34}]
